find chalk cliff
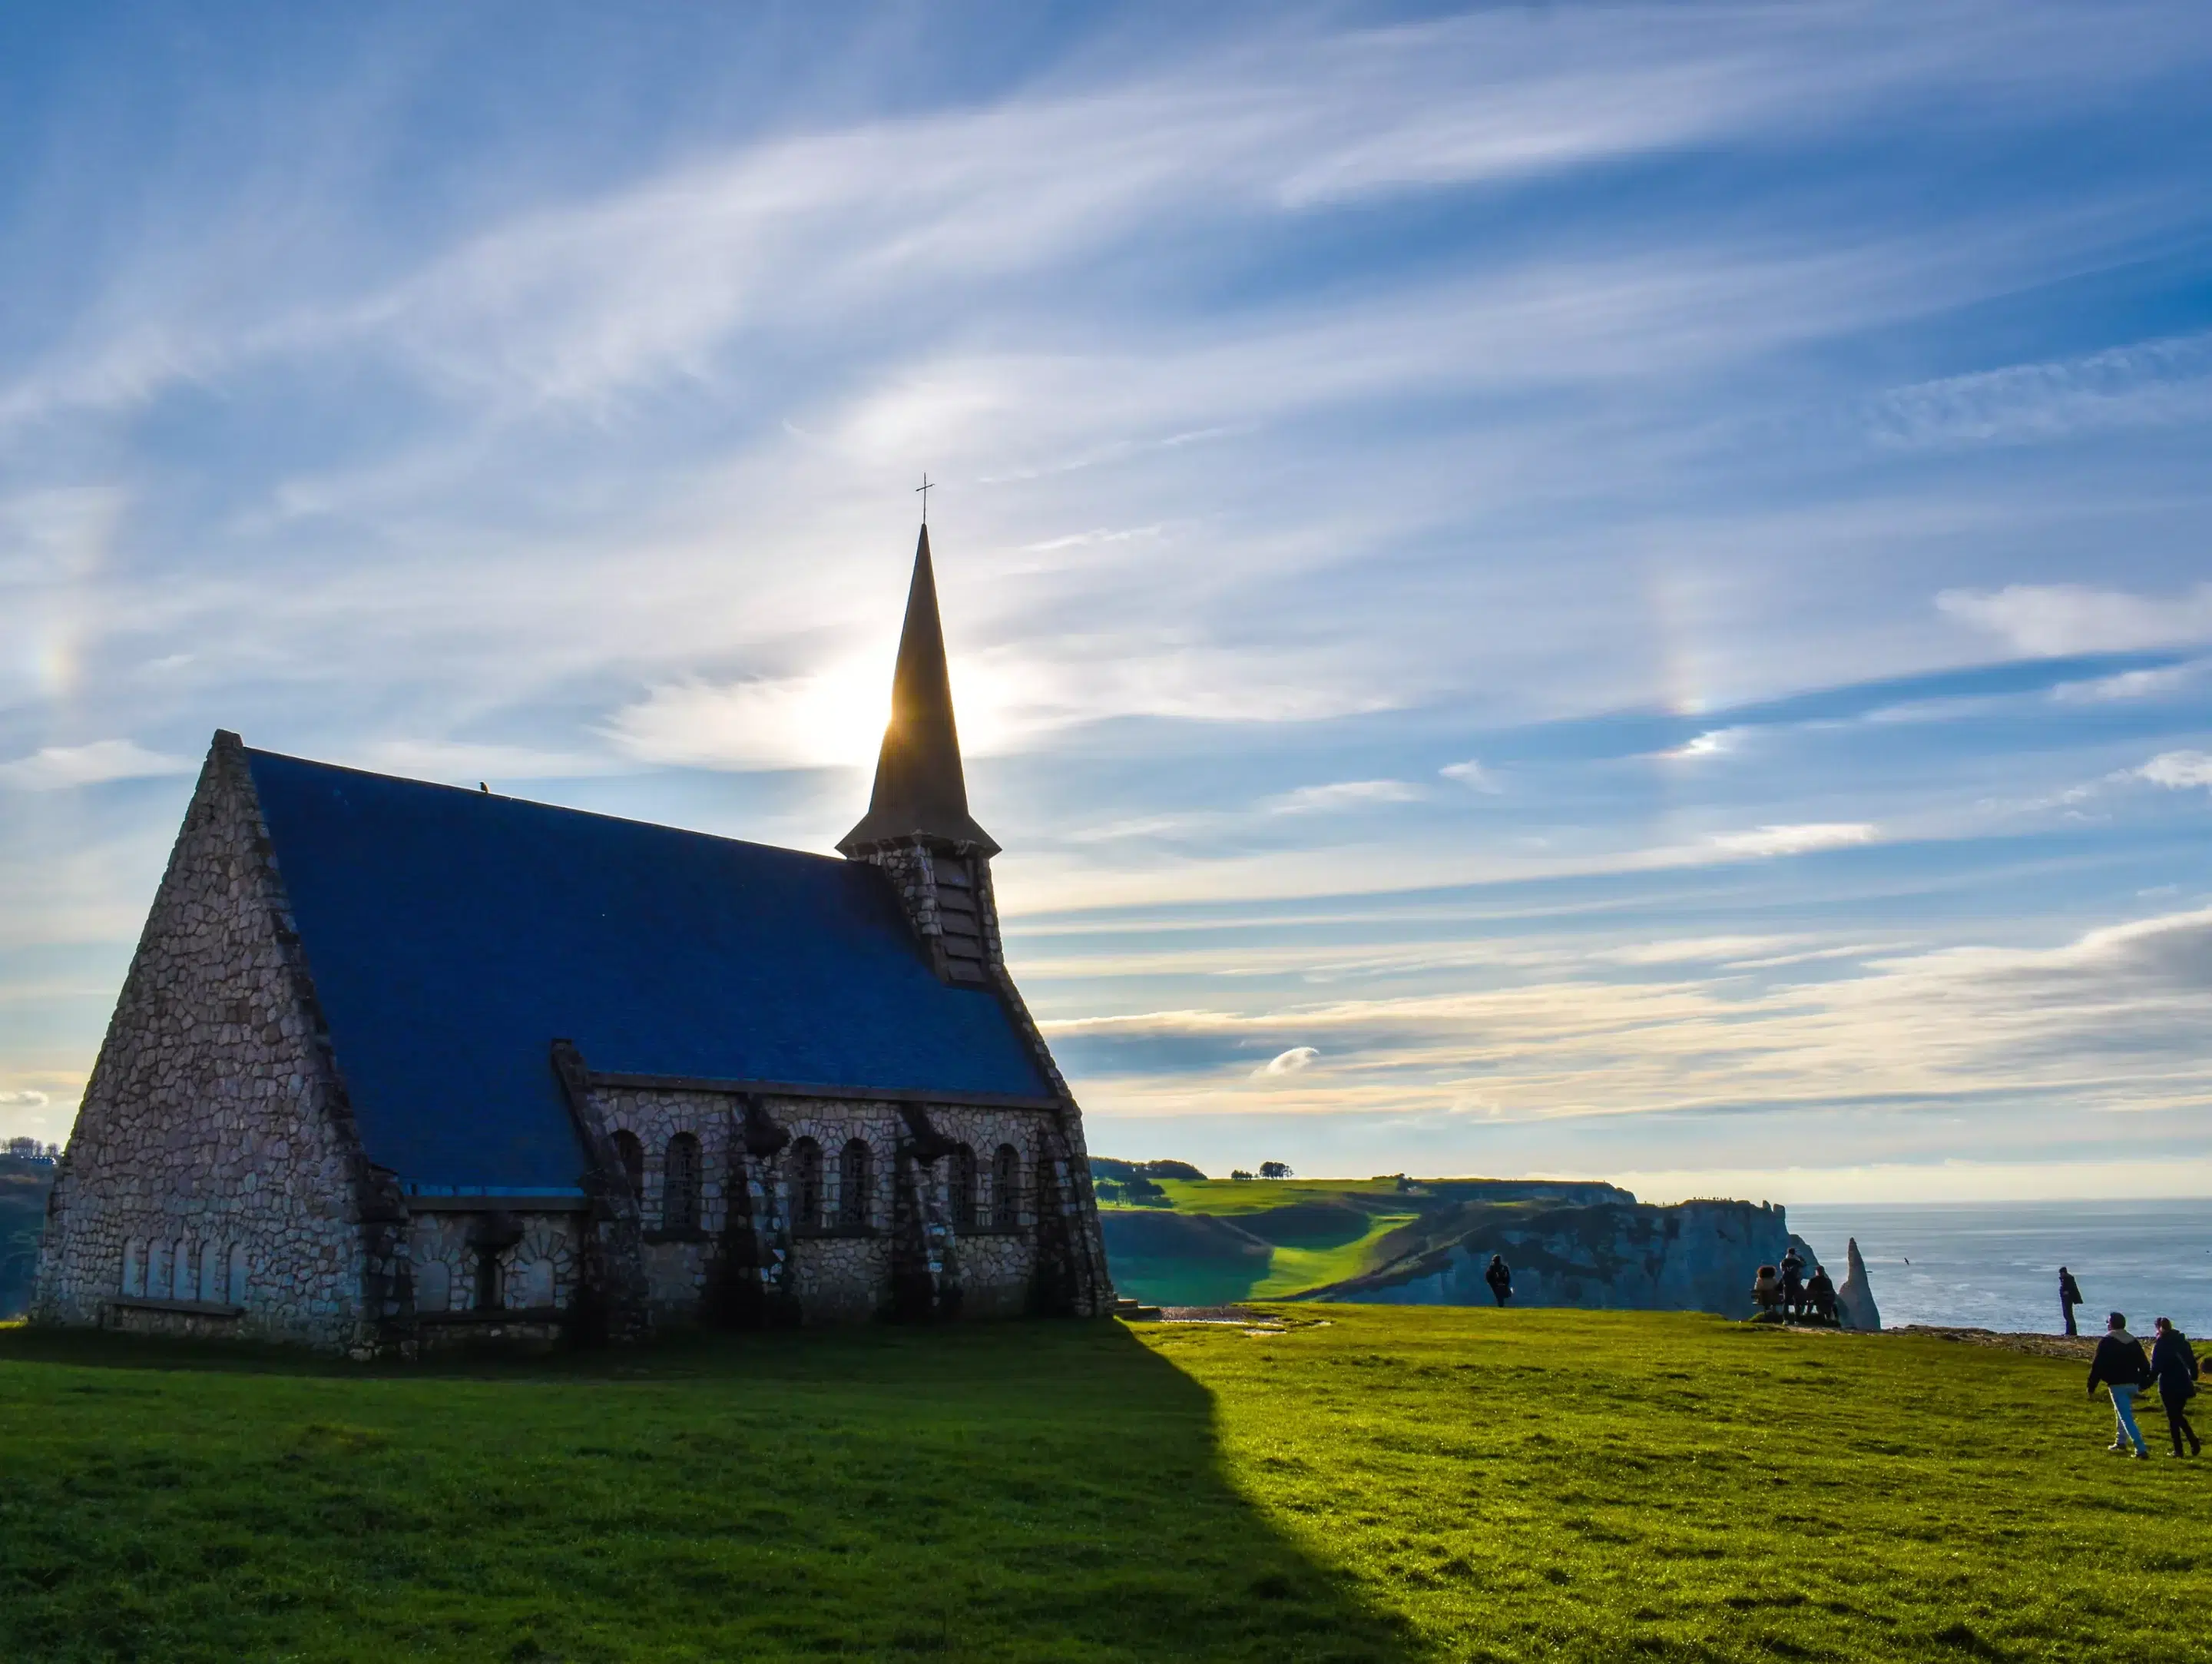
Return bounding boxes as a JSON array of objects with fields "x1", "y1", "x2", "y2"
[
  {"x1": 1303, "y1": 1196, "x2": 1798, "y2": 1319},
  {"x1": 1836, "y1": 1236, "x2": 1882, "y2": 1331}
]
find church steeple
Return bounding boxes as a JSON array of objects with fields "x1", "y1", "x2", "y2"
[{"x1": 838, "y1": 525, "x2": 999, "y2": 857}]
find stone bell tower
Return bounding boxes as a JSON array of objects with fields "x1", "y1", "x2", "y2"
[
  {"x1": 838, "y1": 522, "x2": 1112, "y2": 1317},
  {"x1": 837, "y1": 523, "x2": 1002, "y2": 986}
]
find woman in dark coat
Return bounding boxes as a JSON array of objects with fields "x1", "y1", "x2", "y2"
[{"x1": 2150, "y1": 1317, "x2": 2201, "y2": 1457}]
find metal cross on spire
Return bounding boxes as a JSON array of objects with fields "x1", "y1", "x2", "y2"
[{"x1": 916, "y1": 472, "x2": 935, "y2": 524}]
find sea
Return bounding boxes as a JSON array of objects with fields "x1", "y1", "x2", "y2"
[{"x1": 1788, "y1": 1198, "x2": 2212, "y2": 1337}]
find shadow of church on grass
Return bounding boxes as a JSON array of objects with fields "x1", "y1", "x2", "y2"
[{"x1": 0, "y1": 1318, "x2": 1414, "y2": 1662}]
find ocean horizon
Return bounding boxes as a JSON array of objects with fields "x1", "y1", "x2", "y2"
[{"x1": 1786, "y1": 1198, "x2": 2212, "y2": 1337}]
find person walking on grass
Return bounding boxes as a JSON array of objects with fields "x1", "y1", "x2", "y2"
[
  {"x1": 1484, "y1": 1254, "x2": 1513, "y2": 1307},
  {"x1": 2059, "y1": 1267, "x2": 2085, "y2": 1337},
  {"x1": 2088, "y1": 1311, "x2": 2154, "y2": 1458},
  {"x1": 2150, "y1": 1318, "x2": 2201, "y2": 1459}
]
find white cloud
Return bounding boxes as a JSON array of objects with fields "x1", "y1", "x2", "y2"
[
  {"x1": 601, "y1": 672, "x2": 888, "y2": 771},
  {"x1": 1937, "y1": 583, "x2": 2212, "y2": 655},
  {"x1": 1708, "y1": 823, "x2": 1877, "y2": 858},
  {"x1": 2138, "y1": 751, "x2": 2212, "y2": 790},
  {"x1": 1664, "y1": 729, "x2": 1741, "y2": 761},
  {"x1": 1594, "y1": 936, "x2": 1793, "y2": 966},
  {"x1": 1439, "y1": 758, "x2": 1503, "y2": 791},
  {"x1": 2051, "y1": 663, "x2": 2204, "y2": 703},
  {"x1": 0, "y1": 1089, "x2": 50, "y2": 1109},
  {"x1": 1265, "y1": 780, "x2": 1422, "y2": 815},
  {"x1": 1255, "y1": 1046, "x2": 1320, "y2": 1078},
  {"x1": 1865, "y1": 330, "x2": 2212, "y2": 451},
  {"x1": 0, "y1": 741, "x2": 193, "y2": 791}
]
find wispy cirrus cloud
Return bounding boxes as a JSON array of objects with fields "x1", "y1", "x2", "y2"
[
  {"x1": 0, "y1": 741, "x2": 193, "y2": 791},
  {"x1": 1264, "y1": 780, "x2": 1422, "y2": 815},
  {"x1": 1439, "y1": 758, "x2": 1503, "y2": 791},
  {"x1": 1707, "y1": 824, "x2": 1878, "y2": 859},
  {"x1": 1866, "y1": 331, "x2": 2212, "y2": 451}
]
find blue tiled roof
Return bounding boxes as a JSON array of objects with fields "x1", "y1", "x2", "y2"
[{"x1": 245, "y1": 749, "x2": 1052, "y2": 1192}]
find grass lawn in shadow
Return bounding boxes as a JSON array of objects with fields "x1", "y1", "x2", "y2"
[{"x1": 0, "y1": 1319, "x2": 1409, "y2": 1663}]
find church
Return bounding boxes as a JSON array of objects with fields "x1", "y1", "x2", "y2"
[{"x1": 31, "y1": 527, "x2": 1114, "y2": 1356}]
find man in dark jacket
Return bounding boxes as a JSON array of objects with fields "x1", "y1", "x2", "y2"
[
  {"x1": 2150, "y1": 1317, "x2": 2201, "y2": 1458},
  {"x1": 2088, "y1": 1311, "x2": 2154, "y2": 1457},
  {"x1": 1484, "y1": 1254, "x2": 1512, "y2": 1307},
  {"x1": 2058, "y1": 1267, "x2": 2085, "y2": 1337},
  {"x1": 1780, "y1": 1248, "x2": 1806, "y2": 1318}
]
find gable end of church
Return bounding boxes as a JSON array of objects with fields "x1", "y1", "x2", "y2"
[{"x1": 31, "y1": 731, "x2": 398, "y2": 1353}]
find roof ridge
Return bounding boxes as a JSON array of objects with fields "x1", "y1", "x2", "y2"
[{"x1": 241, "y1": 744, "x2": 852, "y2": 870}]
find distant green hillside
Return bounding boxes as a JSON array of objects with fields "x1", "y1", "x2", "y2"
[
  {"x1": 1094, "y1": 1172, "x2": 1629, "y2": 1306},
  {"x1": 0, "y1": 1162, "x2": 53, "y2": 1318}
]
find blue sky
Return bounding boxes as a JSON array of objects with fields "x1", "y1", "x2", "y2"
[{"x1": 3, "y1": 2, "x2": 2210, "y2": 1201}]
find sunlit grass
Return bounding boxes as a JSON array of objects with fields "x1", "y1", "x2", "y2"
[
  {"x1": 1151, "y1": 1178, "x2": 1413, "y2": 1216},
  {"x1": 1249, "y1": 1212, "x2": 1419, "y2": 1297}
]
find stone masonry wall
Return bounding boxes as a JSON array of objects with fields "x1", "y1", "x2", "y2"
[
  {"x1": 404, "y1": 1210, "x2": 583, "y2": 1317},
  {"x1": 595, "y1": 1086, "x2": 1045, "y2": 1324},
  {"x1": 31, "y1": 734, "x2": 376, "y2": 1352}
]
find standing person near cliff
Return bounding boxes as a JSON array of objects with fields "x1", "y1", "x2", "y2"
[
  {"x1": 2088, "y1": 1311, "x2": 2154, "y2": 1459},
  {"x1": 1780, "y1": 1248, "x2": 1806, "y2": 1318},
  {"x1": 2150, "y1": 1318, "x2": 2201, "y2": 1458},
  {"x1": 1484, "y1": 1254, "x2": 1513, "y2": 1307},
  {"x1": 2059, "y1": 1267, "x2": 2085, "y2": 1337}
]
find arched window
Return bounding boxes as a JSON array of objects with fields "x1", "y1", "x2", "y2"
[
  {"x1": 952, "y1": 1144, "x2": 979, "y2": 1230},
  {"x1": 227, "y1": 1243, "x2": 249, "y2": 1306},
  {"x1": 512, "y1": 1259, "x2": 555, "y2": 1309},
  {"x1": 200, "y1": 1242, "x2": 224, "y2": 1304},
  {"x1": 663, "y1": 1133, "x2": 702, "y2": 1235},
  {"x1": 173, "y1": 1239, "x2": 193, "y2": 1301},
  {"x1": 611, "y1": 1130, "x2": 644, "y2": 1202},
  {"x1": 148, "y1": 1240, "x2": 169, "y2": 1300},
  {"x1": 992, "y1": 1144, "x2": 1021, "y2": 1230},
  {"x1": 121, "y1": 1238, "x2": 145, "y2": 1297},
  {"x1": 791, "y1": 1138, "x2": 823, "y2": 1229},
  {"x1": 838, "y1": 1138, "x2": 873, "y2": 1229}
]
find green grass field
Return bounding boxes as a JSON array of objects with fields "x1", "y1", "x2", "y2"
[
  {"x1": 2, "y1": 1305, "x2": 2207, "y2": 1662},
  {"x1": 1144, "y1": 1178, "x2": 1418, "y2": 1216},
  {"x1": 1099, "y1": 1178, "x2": 1427, "y2": 1304}
]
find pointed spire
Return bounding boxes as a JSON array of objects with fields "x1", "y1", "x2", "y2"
[{"x1": 839, "y1": 525, "x2": 999, "y2": 857}]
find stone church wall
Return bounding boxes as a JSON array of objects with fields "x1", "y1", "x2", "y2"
[
  {"x1": 594, "y1": 1086, "x2": 1050, "y2": 1324},
  {"x1": 31, "y1": 736, "x2": 377, "y2": 1353},
  {"x1": 404, "y1": 1210, "x2": 584, "y2": 1319}
]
